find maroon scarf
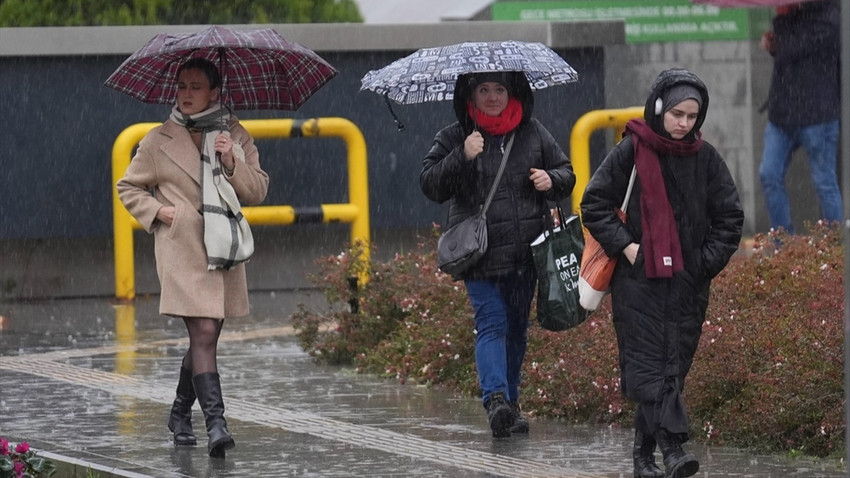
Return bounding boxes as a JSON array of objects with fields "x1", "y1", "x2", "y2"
[
  {"x1": 466, "y1": 97, "x2": 523, "y2": 136},
  {"x1": 625, "y1": 118, "x2": 703, "y2": 278}
]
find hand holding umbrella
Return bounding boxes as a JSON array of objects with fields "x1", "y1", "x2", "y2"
[
  {"x1": 214, "y1": 132, "x2": 236, "y2": 174},
  {"x1": 464, "y1": 131, "x2": 485, "y2": 160}
]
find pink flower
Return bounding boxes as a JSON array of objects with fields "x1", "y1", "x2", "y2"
[
  {"x1": 13, "y1": 460, "x2": 25, "y2": 475},
  {"x1": 0, "y1": 438, "x2": 8, "y2": 455},
  {"x1": 14, "y1": 441, "x2": 29, "y2": 454}
]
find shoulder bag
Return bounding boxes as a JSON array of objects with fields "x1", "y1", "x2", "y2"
[
  {"x1": 578, "y1": 165, "x2": 636, "y2": 311},
  {"x1": 437, "y1": 133, "x2": 515, "y2": 278}
]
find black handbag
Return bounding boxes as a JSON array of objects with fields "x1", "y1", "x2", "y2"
[{"x1": 437, "y1": 134, "x2": 515, "y2": 277}]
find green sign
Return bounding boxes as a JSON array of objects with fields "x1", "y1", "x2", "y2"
[{"x1": 492, "y1": 0, "x2": 752, "y2": 43}]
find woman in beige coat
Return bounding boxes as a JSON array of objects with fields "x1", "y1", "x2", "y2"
[{"x1": 117, "y1": 58, "x2": 269, "y2": 457}]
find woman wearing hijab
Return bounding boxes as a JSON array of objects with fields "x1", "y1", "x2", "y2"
[
  {"x1": 580, "y1": 68, "x2": 743, "y2": 477},
  {"x1": 117, "y1": 58, "x2": 269, "y2": 457},
  {"x1": 421, "y1": 71, "x2": 576, "y2": 438}
]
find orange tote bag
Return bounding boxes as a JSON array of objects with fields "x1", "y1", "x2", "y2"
[{"x1": 578, "y1": 166, "x2": 636, "y2": 311}]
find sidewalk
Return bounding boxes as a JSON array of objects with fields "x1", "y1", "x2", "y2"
[{"x1": 0, "y1": 292, "x2": 844, "y2": 478}]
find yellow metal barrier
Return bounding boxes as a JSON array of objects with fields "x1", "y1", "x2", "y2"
[
  {"x1": 569, "y1": 106, "x2": 644, "y2": 214},
  {"x1": 112, "y1": 117, "x2": 370, "y2": 300}
]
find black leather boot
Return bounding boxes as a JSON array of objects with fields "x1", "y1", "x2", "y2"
[
  {"x1": 633, "y1": 430, "x2": 663, "y2": 478},
  {"x1": 509, "y1": 401, "x2": 529, "y2": 434},
  {"x1": 167, "y1": 366, "x2": 197, "y2": 446},
  {"x1": 485, "y1": 392, "x2": 513, "y2": 438},
  {"x1": 655, "y1": 429, "x2": 699, "y2": 478},
  {"x1": 192, "y1": 372, "x2": 235, "y2": 457}
]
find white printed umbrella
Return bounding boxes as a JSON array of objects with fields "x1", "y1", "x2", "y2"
[{"x1": 360, "y1": 40, "x2": 578, "y2": 105}]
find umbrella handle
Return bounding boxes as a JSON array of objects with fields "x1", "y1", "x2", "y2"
[{"x1": 383, "y1": 94, "x2": 405, "y2": 132}]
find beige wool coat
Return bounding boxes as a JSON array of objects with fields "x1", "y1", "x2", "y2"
[{"x1": 117, "y1": 118, "x2": 269, "y2": 319}]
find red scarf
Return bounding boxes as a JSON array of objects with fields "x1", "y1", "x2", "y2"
[
  {"x1": 777, "y1": 4, "x2": 799, "y2": 15},
  {"x1": 466, "y1": 97, "x2": 523, "y2": 136},
  {"x1": 625, "y1": 118, "x2": 703, "y2": 279}
]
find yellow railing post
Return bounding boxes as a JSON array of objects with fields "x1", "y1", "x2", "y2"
[
  {"x1": 294, "y1": 118, "x2": 371, "y2": 286},
  {"x1": 112, "y1": 123, "x2": 160, "y2": 301},
  {"x1": 569, "y1": 106, "x2": 644, "y2": 214},
  {"x1": 111, "y1": 117, "x2": 370, "y2": 300}
]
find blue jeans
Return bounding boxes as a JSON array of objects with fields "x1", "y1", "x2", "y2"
[
  {"x1": 464, "y1": 274, "x2": 536, "y2": 407},
  {"x1": 759, "y1": 120, "x2": 842, "y2": 234}
]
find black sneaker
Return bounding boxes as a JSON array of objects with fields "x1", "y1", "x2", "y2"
[
  {"x1": 486, "y1": 392, "x2": 513, "y2": 438},
  {"x1": 509, "y1": 401, "x2": 529, "y2": 434}
]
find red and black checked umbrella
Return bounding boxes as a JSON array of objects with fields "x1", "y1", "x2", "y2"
[{"x1": 104, "y1": 25, "x2": 337, "y2": 111}]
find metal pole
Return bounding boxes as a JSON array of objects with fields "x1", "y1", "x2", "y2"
[{"x1": 841, "y1": 0, "x2": 849, "y2": 473}]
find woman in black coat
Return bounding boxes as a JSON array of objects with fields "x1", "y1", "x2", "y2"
[
  {"x1": 421, "y1": 71, "x2": 575, "y2": 438},
  {"x1": 580, "y1": 68, "x2": 743, "y2": 478}
]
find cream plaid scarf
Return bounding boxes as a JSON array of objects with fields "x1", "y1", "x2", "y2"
[{"x1": 170, "y1": 104, "x2": 254, "y2": 270}]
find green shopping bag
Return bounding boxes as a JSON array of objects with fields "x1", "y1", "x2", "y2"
[{"x1": 531, "y1": 212, "x2": 588, "y2": 331}]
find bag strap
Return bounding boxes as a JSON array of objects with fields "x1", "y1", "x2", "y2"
[
  {"x1": 480, "y1": 133, "x2": 515, "y2": 218},
  {"x1": 545, "y1": 202, "x2": 567, "y2": 234},
  {"x1": 620, "y1": 166, "x2": 637, "y2": 211}
]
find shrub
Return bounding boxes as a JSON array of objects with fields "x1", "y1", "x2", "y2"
[
  {"x1": 522, "y1": 315, "x2": 632, "y2": 424},
  {"x1": 687, "y1": 222, "x2": 844, "y2": 457},
  {"x1": 291, "y1": 230, "x2": 476, "y2": 395},
  {"x1": 292, "y1": 222, "x2": 844, "y2": 456}
]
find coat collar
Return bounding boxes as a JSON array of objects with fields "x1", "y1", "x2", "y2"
[{"x1": 159, "y1": 119, "x2": 203, "y2": 186}]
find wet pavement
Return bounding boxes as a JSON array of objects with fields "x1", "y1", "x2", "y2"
[{"x1": 0, "y1": 292, "x2": 845, "y2": 478}]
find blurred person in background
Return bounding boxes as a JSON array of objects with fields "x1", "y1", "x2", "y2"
[{"x1": 758, "y1": 0, "x2": 841, "y2": 234}]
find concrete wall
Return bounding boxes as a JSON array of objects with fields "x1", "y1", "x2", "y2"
[{"x1": 0, "y1": 22, "x2": 621, "y2": 299}]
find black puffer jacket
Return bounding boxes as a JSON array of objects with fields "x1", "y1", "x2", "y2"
[
  {"x1": 420, "y1": 71, "x2": 575, "y2": 280},
  {"x1": 580, "y1": 68, "x2": 744, "y2": 437}
]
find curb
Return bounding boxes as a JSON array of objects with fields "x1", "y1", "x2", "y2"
[{"x1": 37, "y1": 450, "x2": 155, "y2": 478}]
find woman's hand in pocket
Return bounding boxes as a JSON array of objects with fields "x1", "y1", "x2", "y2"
[
  {"x1": 156, "y1": 206, "x2": 176, "y2": 226},
  {"x1": 623, "y1": 242, "x2": 640, "y2": 265}
]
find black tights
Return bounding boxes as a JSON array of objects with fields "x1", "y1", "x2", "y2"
[{"x1": 180, "y1": 317, "x2": 224, "y2": 376}]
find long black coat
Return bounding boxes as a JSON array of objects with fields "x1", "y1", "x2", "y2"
[
  {"x1": 580, "y1": 70, "x2": 744, "y2": 436},
  {"x1": 420, "y1": 72, "x2": 575, "y2": 280}
]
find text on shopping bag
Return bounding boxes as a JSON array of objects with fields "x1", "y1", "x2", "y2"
[{"x1": 555, "y1": 252, "x2": 580, "y2": 287}]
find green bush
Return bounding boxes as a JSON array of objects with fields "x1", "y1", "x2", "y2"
[
  {"x1": 292, "y1": 222, "x2": 845, "y2": 457},
  {"x1": 687, "y1": 223, "x2": 844, "y2": 457}
]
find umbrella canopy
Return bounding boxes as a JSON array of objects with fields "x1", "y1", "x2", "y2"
[
  {"x1": 360, "y1": 40, "x2": 578, "y2": 105},
  {"x1": 105, "y1": 25, "x2": 337, "y2": 111},
  {"x1": 691, "y1": 0, "x2": 817, "y2": 7}
]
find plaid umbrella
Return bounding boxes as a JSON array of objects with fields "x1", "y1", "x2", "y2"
[
  {"x1": 360, "y1": 41, "x2": 578, "y2": 105},
  {"x1": 105, "y1": 25, "x2": 337, "y2": 110}
]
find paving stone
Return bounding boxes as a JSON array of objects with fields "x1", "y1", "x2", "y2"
[{"x1": 0, "y1": 293, "x2": 844, "y2": 477}]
